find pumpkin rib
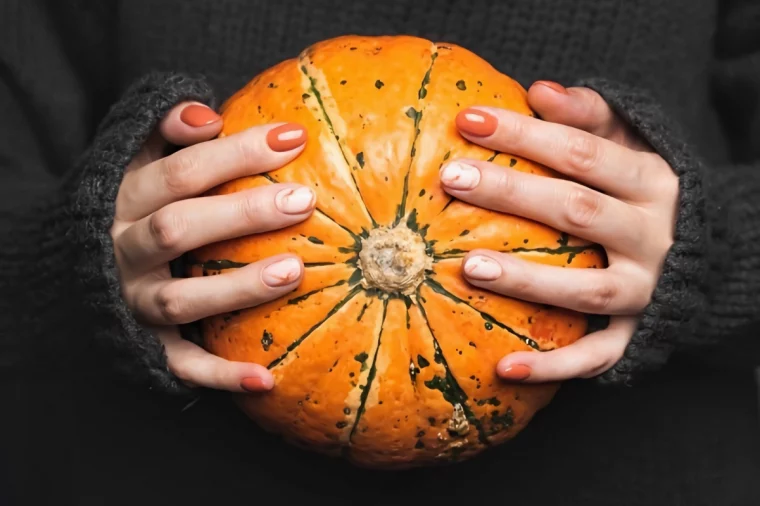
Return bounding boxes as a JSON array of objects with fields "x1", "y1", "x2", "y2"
[
  {"x1": 298, "y1": 56, "x2": 378, "y2": 228},
  {"x1": 423, "y1": 277, "x2": 541, "y2": 351},
  {"x1": 301, "y1": 36, "x2": 438, "y2": 227},
  {"x1": 433, "y1": 244, "x2": 603, "y2": 260},
  {"x1": 394, "y1": 48, "x2": 439, "y2": 226},
  {"x1": 415, "y1": 290, "x2": 490, "y2": 445},
  {"x1": 347, "y1": 296, "x2": 389, "y2": 443},
  {"x1": 267, "y1": 285, "x2": 363, "y2": 369}
]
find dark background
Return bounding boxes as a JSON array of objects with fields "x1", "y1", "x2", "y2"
[{"x1": 3, "y1": 350, "x2": 759, "y2": 506}]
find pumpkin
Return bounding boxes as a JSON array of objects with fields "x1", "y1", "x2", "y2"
[{"x1": 188, "y1": 35, "x2": 606, "y2": 468}]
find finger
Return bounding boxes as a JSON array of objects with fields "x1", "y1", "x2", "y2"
[
  {"x1": 129, "y1": 254, "x2": 303, "y2": 325},
  {"x1": 495, "y1": 316, "x2": 638, "y2": 383},
  {"x1": 117, "y1": 183, "x2": 315, "y2": 271},
  {"x1": 127, "y1": 102, "x2": 222, "y2": 171},
  {"x1": 461, "y1": 251, "x2": 653, "y2": 315},
  {"x1": 159, "y1": 102, "x2": 223, "y2": 146},
  {"x1": 439, "y1": 159, "x2": 648, "y2": 255},
  {"x1": 116, "y1": 121, "x2": 307, "y2": 221},
  {"x1": 159, "y1": 328, "x2": 274, "y2": 392},
  {"x1": 454, "y1": 105, "x2": 666, "y2": 201},
  {"x1": 527, "y1": 82, "x2": 651, "y2": 151}
]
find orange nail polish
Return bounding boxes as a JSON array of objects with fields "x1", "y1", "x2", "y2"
[
  {"x1": 500, "y1": 364, "x2": 532, "y2": 381},
  {"x1": 180, "y1": 104, "x2": 221, "y2": 127},
  {"x1": 266, "y1": 123, "x2": 307, "y2": 152},
  {"x1": 534, "y1": 80, "x2": 568, "y2": 95},
  {"x1": 455, "y1": 108, "x2": 498, "y2": 137}
]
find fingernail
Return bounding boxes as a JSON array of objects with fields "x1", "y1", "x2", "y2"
[
  {"x1": 463, "y1": 255, "x2": 502, "y2": 281},
  {"x1": 241, "y1": 374, "x2": 273, "y2": 392},
  {"x1": 439, "y1": 162, "x2": 481, "y2": 190},
  {"x1": 180, "y1": 104, "x2": 221, "y2": 127},
  {"x1": 266, "y1": 123, "x2": 307, "y2": 152},
  {"x1": 275, "y1": 187, "x2": 316, "y2": 215},
  {"x1": 261, "y1": 258, "x2": 302, "y2": 287},
  {"x1": 534, "y1": 80, "x2": 568, "y2": 95},
  {"x1": 456, "y1": 108, "x2": 498, "y2": 137},
  {"x1": 499, "y1": 364, "x2": 532, "y2": 381}
]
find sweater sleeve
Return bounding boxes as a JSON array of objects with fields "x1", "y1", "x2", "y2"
[
  {"x1": 0, "y1": 71, "x2": 217, "y2": 396},
  {"x1": 573, "y1": 2, "x2": 760, "y2": 384}
]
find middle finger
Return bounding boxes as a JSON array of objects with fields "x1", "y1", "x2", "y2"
[
  {"x1": 439, "y1": 159, "x2": 646, "y2": 255},
  {"x1": 117, "y1": 122, "x2": 307, "y2": 222},
  {"x1": 116, "y1": 183, "x2": 315, "y2": 272}
]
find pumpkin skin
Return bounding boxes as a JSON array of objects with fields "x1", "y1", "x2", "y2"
[{"x1": 188, "y1": 35, "x2": 606, "y2": 469}]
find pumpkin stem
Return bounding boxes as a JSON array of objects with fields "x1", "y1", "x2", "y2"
[{"x1": 358, "y1": 222, "x2": 432, "y2": 296}]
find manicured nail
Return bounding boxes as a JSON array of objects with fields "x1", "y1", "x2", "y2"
[
  {"x1": 456, "y1": 108, "x2": 498, "y2": 137},
  {"x1": 439, "y1": 162, "x2": 481, "y2": 190},
  {"x1": 266, "y1": 123, "x2": 307, "y2": 152},
  {"x1": 463, "y1": 255, "x2": 502, "y2": 281},
  {"x1": 240, "y1": 374, "x2": 273, "y2": 392},
  {"x1": 275, "y1": 187, "x2": 316, "y2": 215},
  {"x1": 534, "y1": 80, "x2": 567, "y2": 95},
  {"x1": 261, "y1": 258, "x2": 302, "y2": 287},
  {"x1": 180, "y1": 104, "x2": 221, "y2": 127},
  {"x1": 499, "y1": 364, "x2": 532, "y2": 381}
]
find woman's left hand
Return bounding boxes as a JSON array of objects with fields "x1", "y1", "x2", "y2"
[{"x1": 440, "y1": 81, "x2": 679, "y2": 383}]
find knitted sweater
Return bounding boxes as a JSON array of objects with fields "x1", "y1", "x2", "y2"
[{"x1": 1, "y1": 0, "x2": 759, "y2": 504}]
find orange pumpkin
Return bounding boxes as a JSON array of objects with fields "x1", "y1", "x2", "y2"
[{"x1": 188, "y1": 35, "x2": 606, "y2": 468}]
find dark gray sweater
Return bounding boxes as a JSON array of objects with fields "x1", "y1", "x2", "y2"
[{"x1": 1, "y1": 1, "x2": 758, "y2": 505}]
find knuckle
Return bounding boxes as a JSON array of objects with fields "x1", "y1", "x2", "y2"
[
  {"x1": 149, "y1": 209, "x2": 186, "y2": 252},
  {"x1": 155, "y1": 285, "x2": 186, "y2": 324},
  {"x1": 564, "y1": 186, "x2": 601, "y2": 228},
  {"x1": 233, "y1": 135, "x2": 262, "y2": 169},
  {"x1": 580, "y1": 278, "x2": 618, "y2": 312},
  {"x1": 161, "y1": 151, "x2": 199, "y2": 197},
  {"x1": 236, "y1": 192, "x2": 268, "y2": 227},
  {"x1": 500, "y1": 112, "x2": 526, "y2": 145},
  {"x1": 494, "y1": 170, "x2": 518, "y2": 201},
  {"x1": 507, "y1": 260, "x2": 533, "y2": 295},
  {"x1": 566, "y1": 133, "x2": 600, "y2": 173}
]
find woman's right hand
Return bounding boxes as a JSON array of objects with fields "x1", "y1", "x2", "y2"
[{"x1": 110, "y1": 102, "x2": 313, "y2": 393}]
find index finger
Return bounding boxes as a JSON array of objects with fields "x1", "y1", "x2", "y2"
[
  {"x1": 116, "y1": 122, "x2": 307, "y2": 221},
  {"x1": 454, "y1": 106, "x2": 668, "y2": 202}
]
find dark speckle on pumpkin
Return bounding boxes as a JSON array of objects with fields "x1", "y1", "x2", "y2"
[
  {"x1": 340, "y1": 79, "x2": 347, "y2": 85},
  {"x1": 375, "y1": 80, "x2": 384, "y2": 89},
  {"x1": 456, "y1": 80, "x2": 466, "y2": 90}
]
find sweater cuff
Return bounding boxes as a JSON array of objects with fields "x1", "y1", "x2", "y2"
[
  {"x1": 573, "y1": 77, "x2": 717, "y2": 385},
  {"x1": 66, "y1": 72, "x2": 217, "y2": 395}
]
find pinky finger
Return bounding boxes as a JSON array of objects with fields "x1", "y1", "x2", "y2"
[
  {"x1": 159, "y1": 328, "x2": 273, "y2": 392},
  {"x1": 495, "y1": 316, "x2": 638, "y2": 383}
]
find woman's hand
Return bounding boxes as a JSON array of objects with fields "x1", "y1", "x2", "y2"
[
  {"x1": 442, "y1": 81, "x2": 679, "y2": 383},
  {"x1": 110, "y1": 102, "x2": 313, "y2": 393}
]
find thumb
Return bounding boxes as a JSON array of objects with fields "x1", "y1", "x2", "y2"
[{"x1": 527, "y1": 82, "x2": 648, "y2": 151}]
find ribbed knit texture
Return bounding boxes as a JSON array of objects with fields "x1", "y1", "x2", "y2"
[{"x1": 1, "y1": 0, "x2": 758, "y2": 394}]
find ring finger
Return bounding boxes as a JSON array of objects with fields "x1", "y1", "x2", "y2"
[
  {"x1": 129, "y1": 254, "x2": 304, "y2": 325},
  {"x1": 439, "y1": 159, "x2": 647, "y2": 256},
  {"x1": 116, "y1": 183, "x2": 315, "y2": 272},
  {"x1": 461, "y1": 250, "x2": 654, "y2": 315}
]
